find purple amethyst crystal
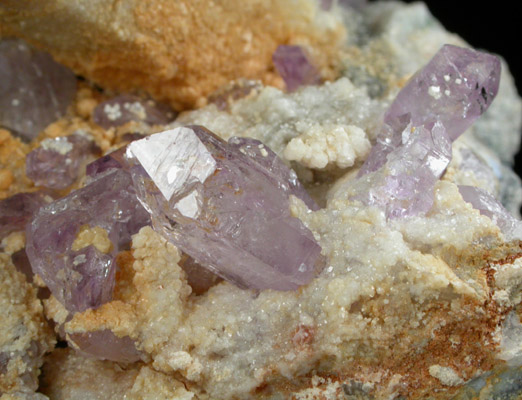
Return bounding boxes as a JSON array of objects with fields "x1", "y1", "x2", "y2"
[
  {"x1": 26, "y1": 168, "x2": 150, "y2": 312},
  {"x1": 346, "y1": 45, "x2": 500, "y2": 218},
  {"x1": 93, "y1": 94, "x2": 176, "y2": 129},
  {"x1": 126, "y1": 126, "x2": 322, "y2": 291},
  {"x1": 0, "y1": 38, "x2": 76, "y2": 141},
  {"x1": 0, "y1": 192, "x2": 50, "y2": 240},
  {"x1": 68, "y1": 330, "x2": 142, "y2": 363},
  {"x1": 459, "y1": 185, "x2": 522, "y2": 241},
  {"x1": 360, "y1": 45, "x2": 501, "y2": 176},
  {"x1": 85, "y1": 146, "x2": 128, "y2": 178},
  {"x1": 272, "y1": 45, "x2": 321, "y2": 92},
  {"x1": 26, "y1": 133, "x2": 98, "y2": 189},
  {"x1": 179, "y1": 254, "x2": 222, "y2": 295}
]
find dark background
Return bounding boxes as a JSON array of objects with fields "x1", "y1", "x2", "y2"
[{"x1": 403, "y1": 0, "x2": 522, "y2": 176}]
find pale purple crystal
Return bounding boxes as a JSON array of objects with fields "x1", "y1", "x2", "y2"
[
  {"x1": 0, "y1": 38, "x2": 76, "y2": 141},
  {"x1": 93, "y1": 94, "x2": 176, "y2": 129},
  {"x1": 126, "y1": 125, "x2": 322, "y2": 291},
  {"x1": 459, "y1": 185, "x2": 522, "y2": 241},
  {"x1": 272, "y1": 45, "x2": 321, "y2": 92},
  {"x1": 179, "y1": 254, "x2": 222, "y2": 295},
  {"x1": 360, "y1": 45, "x2": 501, "y2": 176},
  {"x1": 26, "y1": 169, "x2": 150, "y2": 312},
  {"x1": 85, "y1": 146, "x2": 128, "y2": 178},
  {"x1": 0, "y1": 192, "x2": 50, "y2": 240},
  {"x1": 26, "y1": 133, "x2": 98, "y2": 189},
  {"x1": 68, "y1": 330, "x2": 142, "y2": 363}
]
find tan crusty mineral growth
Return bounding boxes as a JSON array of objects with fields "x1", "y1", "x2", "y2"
[{"x1": 0, "y1": 0, "x2": 345, "y2": 109}]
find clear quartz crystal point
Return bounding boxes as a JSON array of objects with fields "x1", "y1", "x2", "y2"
[
  {"x1": 348, "y1": 45, "x2": 500, "y2": 218},
  {"x1": 126, "y1": 125, "x2": 322, "y2": 291}
]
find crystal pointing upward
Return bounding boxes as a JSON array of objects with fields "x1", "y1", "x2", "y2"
[
  {"x1": 360, "y1": 44, "x2": 501, "y2": 175},
  {"x1": 126, "y1": 126, "x2": 322, "y2": 291}
]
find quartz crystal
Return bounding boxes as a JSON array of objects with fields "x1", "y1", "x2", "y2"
[
  {"x1": 348, "y1": 45, "x2": 501, "y2": 218},
  {"x1": 459, "y1": 185, "x2": 522, "y2": 241},
  {"x1": 0, "y1": 192, "x2": 51, "y2": 240},
  {"x1": 272, "y1": 45, "x2": 321, "y2": 92},
  {"x1": 26, "y1": 168, "x2": 150, "y2": 312},
  {"x1": 85, "y1": 146, "x2": 128, "y2": 178},
  {"x1": 360, "y1": 44, "x2": 501, "y2": 176},
  {"x1": 0, "y1": 38, "x2": 76, "y2": 141},
  {"x1": 93, "y1": 94, "x2": 176, "y2": 129},
  {"x1": 26, "y1": 133, "x2": 98, "y2": 189},
  {"x1": 68, "y1": 330, "x2": 142, "y2": 363},
  {"x1": 126, "y1": 125, "x2": 322, "y2": 291}
]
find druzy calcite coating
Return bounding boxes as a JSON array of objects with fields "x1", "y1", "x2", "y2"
[
  {"x1": 126, "y1": 125, "x2": 322, "y2": 291},
  {"x1": 0, "y1": 38, "x2": 76, "y2": 141},
  {"x1": 26, "y1": 169, "x2": 150, "y2": 312},
  {"x1": 93, "y1": 94, "x2": 176, "y2": 129},
  {"x1": 26, "y1": 133, "x2": 98, "y2": 189},
  {"x1": 349, "y1": 45, "x2": 501, "y2": 218},
  {"x1": 272, "y1": 45, "x2": 321, "y2": 92}
]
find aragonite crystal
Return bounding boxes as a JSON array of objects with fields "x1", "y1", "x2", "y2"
[
  {"x1": 26, "y1": 133, "x2": 98, "y2": 189},
  {"x1": 349, "y1": 45, "x2": 501, "y2": 218},
  {"x1": 26, "y1": 169, "x2": 150, "y2": 312},
  {"x1": 272, "y1": 45, "x2": 321, "y2": 92},
  {"x1": 93, "y1": 94, "x2": 176, "y2": 129},
  {"x1": 0, "y1": 38, "x2": 76, "y2": 141},
  {"x1": 126, "y1": 125, "x2": 322, "y2": 291}
]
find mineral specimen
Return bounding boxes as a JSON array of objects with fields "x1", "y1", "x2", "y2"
[
  {"x1": 0, "y1": 192, "x2": 51, "y2": 240},
  {"x1": 126, "y1": 125, "x2": 322, "y2": 290},
  {"x1": 272, "y1": 45, "x2": 321, "y2": 92},
  {"x1": 93, "y1": 95, "x2": 176, "y2": 129},
  {"x1": 347, "y1": 45, "x2": 501, "y2": 218},
  {"x1": 0, "y1": 38, "x2": 76, "y2": 141},
  {"x1": 68, "y1": 330, "x2": 142, "y2": 363},
  {"x1": 26, "y1": 133, "x2": 98, "y2": 189},
  {"x1": 26, "y1": 168, "x2": 150, "y2": 312}
]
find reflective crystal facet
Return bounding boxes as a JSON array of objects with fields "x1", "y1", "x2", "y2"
[
  {"x1": 360, "y1": 45, "x2": 501, "y2": 175},
  {"x1": 26, "y1": 169, "x2": 150, "y2": 312},
  {"x1": 349, "y1": 45, "x2": 500, "y2": 218},
  {"x1": 0, "y1": 192, "x2": 50, "y2": 240},
  {"x1": 26, "y1": 133, "x2": 98, "y2": 189},
  {"x1": 126, "y1": 125, "x2": 322, "y2": 291},
  {"x1": 93, "y1": 94, "x2": 176, "y2": 129},
  {"x1": 272, "y1": 45, "x2": 321, "y2": 92},
  {"x1": 0, "y1": 38, "x2": 76, "y2": 141},
  {"x1": 459, "y1": 185, "x2": 522, "y2": 241}
]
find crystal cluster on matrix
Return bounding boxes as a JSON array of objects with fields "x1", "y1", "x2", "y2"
[
  {"x1": 272, "y1": 45, "x2": 322, "y2": 92},
  {"x1": 348, "y1": 45, "x2": 502, "y2": 219},
  {"x1": 0, "y1": 38, "x2": 76, "y2": 141},
  {"x1": 126, "y1": 125, "x2": 323, "y2": 291}
]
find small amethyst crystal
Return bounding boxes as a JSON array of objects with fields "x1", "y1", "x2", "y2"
[
  {"x1": 360, "y1": 44, "x2": 501, "y2": 176},
  {"x1": 347, "y1": 45, "x2": 501, "y2": 218},
  {"x1": 93, "y1": 94, "x2": 176, "y2": 129},
  {"x1": 85, "y1": 146, "x2": 128, "y2": 178},
  {"x1": 0, "y1": 192, "x2": 50, "y2": 240},
  {"x1": 26, "y1": 133, "x2": 98, "y2": 189},
  {"x1": 0, "y1": 38, "x2": 76, "y2": 141},
  {"x1": 126, "y1": 125, "x2": 322, "y2": 291},
  {"x1": 459, "y1": 185, "x2": 522, "y2": 241},
  {"x1": 68, "y1": 330, "x2": 142, "y2": 363},
  {"x1": 26, "y1": 169, "x2": 150, "y2": 312},
  {"x1": 272, "y1": 45, "x2": 321, "y2": 92}
]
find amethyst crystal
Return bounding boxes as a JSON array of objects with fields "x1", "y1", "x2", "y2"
[
  {"x1": 0, "y1": 38, "x2": 76, "y2": 141},
  {"x1": 179, "y1": 254, "x2": 222, "y2": 295},
  {"x1": 126, "y1": 126, "x2": 322, "y2": 291},
  {"x1": 85, "y1": 146, "x2": 128, "y2": 178},
  {"x1": 93, "y1": 94, "x2": 176, "y2": 129},
  {"x1": 0, "y1": 192, "x2": 50, "y2": 240},
  {"x1": 68, "y1": 330, "x2": 142, "y2": 363},
  {"x1": 26, "y1": 133, "x2": 98, "y2": 189},
  {"x1": 347, "y1": 45, "x2": 500, "y2": 218},
  {"x1": 272, "y1": 45, "x2": 321, "y2": 92},
  {"x1": 459, "y1": 185, "x2": 522, "y2": 241},
  {"x1": 360, "y1": 45, "x2": 501, "y2": 176},
  {"x1": 26, "y1": 169, "x2": 150, "y2": 312}
]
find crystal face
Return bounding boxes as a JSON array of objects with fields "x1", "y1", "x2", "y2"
[
  {"x1": 0, "y1": 192, "x2": 51, "y2": 240},
  {"x1": 347, "y1": 45, "x2": 501, "y2": 218},
  {"x1": 26, "y1": 133, "x2": 98, "y2": 189},
  {"x1": 272, "y1": 45, "x2": 321, "y2": 92},
  {"x1": 126, "y1": 125, "x2": 322, "y2": 291},
  {"x1": 360, "y1": 44, "x2": 501, "y2": 176},
  {"x1": 68, "y1": 330, "x2": 142, "y2": 363},
  {"x1": 26, "y1": 169, "x2": 150, "y2": 312},
  {"x1": 93, "y1": 94, "x2": 176, "y2": 129},
  {"x1": 0, "y1": 38, "x2": 76, "y2": 141}
]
